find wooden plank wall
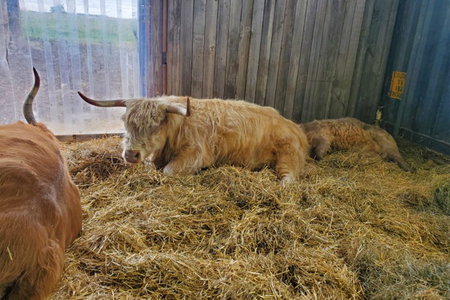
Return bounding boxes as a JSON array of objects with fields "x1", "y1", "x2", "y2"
[{"x1": 161, "y1": 0, "x2": 399, "y2": 123}]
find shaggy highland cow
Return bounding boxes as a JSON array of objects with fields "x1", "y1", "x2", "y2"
[
  {"x1": 0, "y1": 69, "x2": 82, "y2": 300},
  {"x1": 77, "y1": 94, "x2": 310, "y2": 182},
  {"x1": 299, "y1": 118, "x2": 413, "y2": 172}
]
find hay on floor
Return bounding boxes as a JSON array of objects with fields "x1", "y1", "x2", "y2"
[{"x1": 52, "y1": 137, "x2": 450, "y2": 300}]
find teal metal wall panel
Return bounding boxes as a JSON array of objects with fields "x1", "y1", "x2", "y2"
[{"x1": 381, "y1": 0, "x2": 450, "y2": 154}]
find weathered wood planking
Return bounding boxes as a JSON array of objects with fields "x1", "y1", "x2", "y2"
[
  {"x1": 255, "y1": 0, "x2": 276, "y2": 106},
  {"x1": 245, "y1": 0, "x2": 265, "y2": 103},
  {"x1": 145, "y1": 2, "x2": 152, "y2": 97},
  {"x1": 235, "y1": 0, "x2": 254, "y2": 100},
  {"x1": 301, "y1": 0, "x2": 329, "y2": 122},
  {"x1": 274, "y1": 0, "x2": 298, "y2": 113},
  {"x1": 213, "y1": 0, "x2": 231, "y2": 99},
  {"x1": 283, "y1": 0, "x2": 308, "y2": 119},
  {"x1": 322, "y1": 0, "x2": 348, "y2": 119},
  {"x1": 347, "y1": 0, "x2": 377, "y2": 118},
  {"x1": 180, "y1": 0, "x2": 194, "y2": 96},
  {"x1": 167, "y1": 0, "x2": 181, "y2": 95},
  {"x1": 292, "y1": 0, "x2": 318, "y2": 121},
  {"x1": 201, "y1": 0, "x2": 218, "y2": 98},
  {"x1": 151, "y1": 0, "x2": 162, "y2": 96},
  {"x1": 329, "y1": 0, "x2": 365, "y2": 119},
  {"x1": 191, "y1": 0, "x2": 206, "y2": 98},
  {"x1": 318, "y1": 0, "x2": 347, "y2": 120},
  {"x1": 264, "y1": 0, "x2": 287, "y2": 108},
  {"x1": 224, "y1": 0, "x2": 242, "y2": 99},
  {"x1": 165, "y1": 0, "x2": 400, "y2": 124},
  {"x1": 162, "y1": 0, "x2": 168, "y2": 94}
]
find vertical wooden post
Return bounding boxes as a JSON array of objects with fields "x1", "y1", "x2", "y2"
[
  {"x1": 151, "y1": 0, "x2": 163, "y2": 96},
  {"x1": 138, "y1": 0, "x2": 148, "y2": 97},
  {"x1": 147, "y1": 1, "x2": 153, "y2": 97},
  {"x1": 163, "y1": 0, "x2": 168, "y2": 95}
]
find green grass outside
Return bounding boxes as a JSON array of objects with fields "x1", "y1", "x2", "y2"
[{"x1": 21, "y1": 11, "x2": 136, "y2": 44}]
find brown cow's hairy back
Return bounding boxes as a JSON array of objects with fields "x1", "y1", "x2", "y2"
[
  {"x1": 299, "y1": 118, "x2": 413, "y2": 172},
  {"x1": 0, "y1": 122, "x2": 82, "y2": 300}
]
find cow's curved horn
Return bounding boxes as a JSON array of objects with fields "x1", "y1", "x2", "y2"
[
  {"x1": 23, "y1": 67, "x2": 41, "y2": 125},
  {"x1": 166, "y1": 97, "x2": 191, "y2": 116},
  {"x1": 77, "y1": 92, "x2": 126, "y2": 107}
]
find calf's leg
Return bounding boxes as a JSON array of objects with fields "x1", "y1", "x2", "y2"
[{"x1": 311, "y1": 137, "x2": 330, "y2": 160}]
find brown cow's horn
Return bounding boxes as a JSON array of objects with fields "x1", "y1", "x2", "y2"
[
  {"x1": 23, "y1": 67, "x2": 40, "y2": 125},
  {"x1": 77, "y1": 92, "x2": 126, "y2": 107}
]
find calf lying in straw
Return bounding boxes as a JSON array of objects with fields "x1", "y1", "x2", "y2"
[
  {"x1": 77, "y1": 94, "x2": 310, "y2": 182},
  {"x1": 299, "y1": 118, "x2": 413, "y2": 172}
]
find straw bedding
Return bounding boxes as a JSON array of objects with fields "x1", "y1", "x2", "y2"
[{"x1": 50, "y1": 137, "x2": 450, "y2": 300}]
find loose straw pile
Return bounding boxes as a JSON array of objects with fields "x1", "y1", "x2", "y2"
[{"x1": 52, "y1": 137, "x2": 450, "y2": 300}]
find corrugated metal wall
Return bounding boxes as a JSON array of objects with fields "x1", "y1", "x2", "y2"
[{"x1": 381, "y1": 0, "x2": 450, "y2": 154}]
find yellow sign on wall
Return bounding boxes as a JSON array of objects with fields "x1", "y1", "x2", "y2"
[{"x1": 389, "y1": 71, "x2": 406, "y2": 100}]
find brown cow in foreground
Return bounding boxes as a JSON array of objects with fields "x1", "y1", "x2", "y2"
[
  {"x1": 0, "y1": 69, "x2": 82, "y2": 300},
  {"x1": 299, "y1": 118, "x2": 413, "y2": 172},
  {"x1": 77, "y1": 94, "x2": 310, "y2": 182}
]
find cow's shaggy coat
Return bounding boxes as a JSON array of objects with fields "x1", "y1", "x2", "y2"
[
  {"x1": 299, "y1": 118, "x2": 413, "y2": 171},
  {"x1": 78, "y1": 94, "x2": 310, "y2": 181},
  {"x1": 0, "y1": 69, "x2": 82, "y2": 300}
]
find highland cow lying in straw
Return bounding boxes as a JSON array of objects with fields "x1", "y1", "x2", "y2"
[
  {"x1": 0, "y1": 69, "x2": 82, "y2": 300},
  {"x1": 77, "y1": 93, "x2": 309, "y2": 181},
  {"x1": 299, "y1": 118, "x2": 413, "y2": 172}
]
